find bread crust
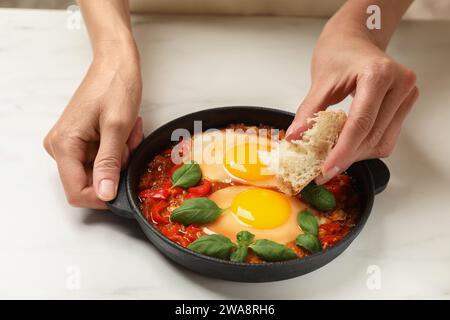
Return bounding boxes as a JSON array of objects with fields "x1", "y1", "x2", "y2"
[{"x1": 276, "y1": 110, "x2": 347, "y2": 195}]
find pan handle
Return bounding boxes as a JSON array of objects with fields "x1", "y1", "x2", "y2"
[
  {"x1": 106, "y1": 171, "x2": 135, "y2": 219},
  {"x1": 365, "y1": 159, "x2": 390, "y2": 195}
]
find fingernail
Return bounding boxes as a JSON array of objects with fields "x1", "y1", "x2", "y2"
[
  {"x1": 316, "y1": 166, "x2": 341, "y2": 185},
  {"x1": 285, "y1": 122, "x2": 303, "y2": 140},
  {"x1": 98, "y1": 179, "x2": 116, "y2": 201},
  {"x1": 285, "y1": 124, "x2": 295, "y2": 137}
]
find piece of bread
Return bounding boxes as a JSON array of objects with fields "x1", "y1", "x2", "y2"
[{"x1": 276, "y1": 110, "x2": 347, "y2": 195}]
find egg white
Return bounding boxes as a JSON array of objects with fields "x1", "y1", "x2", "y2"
[
  {"x1": 204, "y1": 186, "x2": 307, "y2": 244},
  {"x1": 183, "y1": 131, "x2": 282, "y2": 188}
]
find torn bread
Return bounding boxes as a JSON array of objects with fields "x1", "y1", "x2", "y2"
[{"x1": 276, "y1": 110, "x2": 347, "y2": 195}]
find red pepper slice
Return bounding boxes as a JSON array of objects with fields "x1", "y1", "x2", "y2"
[
  {"x1": 185, "y1": 193, "x2": 196, "y2": 199},
  {"x1": 151, "y1": 201, "x2": 169, "y2": 225},
  {"x1": 139, "y1": 188, "x2": 170, "y2": 201},
  {"x1": 188, "y1": 180, "x2": 212, "y2": 197}
]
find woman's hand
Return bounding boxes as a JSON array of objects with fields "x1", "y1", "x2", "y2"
[
  {"x1": 286, "y1": 1, "x2": 418, "y2": 184},
  {"x1": 44, "y1": 42, "x2": 143, "y2": 208}
]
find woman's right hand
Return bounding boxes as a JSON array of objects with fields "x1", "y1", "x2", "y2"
[{"x1": 44, "y1": 41, "x2": 143, "y2": 208}]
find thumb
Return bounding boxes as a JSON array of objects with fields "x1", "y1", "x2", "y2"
[
  {"x1": 285, "y1": 88, "x2": 329, "y2": 141},
  {"x1": 93, "y1": 121, "x2": 131, "y2": 201}
]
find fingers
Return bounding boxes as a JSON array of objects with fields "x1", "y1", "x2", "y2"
[
  {"x1": 55, "y1": 151, "x2": 106, "y2": 209},
  {"x1": 47, "y1": 116, "x2": 141, "y2": 207},
  {"x1": 364, "y1": 70, "x2": 416, "y2": 149},
  {"x1": 366, "y1": 86, "x2": 419, "y2": 159},
  {"x1": 121, "y1": 116, "x2": 143, "y2": 168},
  {"x1": 285, "y1": 89, "x2": 329, "y2": 141},
  {"x1": 121, "y1": 116, "x2": 144, "y2": 169},
  {"x1": 93, "y1": 118, "x2": 132, "y2": 201},
  {"x1": 316, "y1": 66, "x2": 393, "y2": 184},
  {"x1": 120, "y1": 146, "x2": 130, "y2": 169},
  {"x1": 43, "y1": 134, "x2": 54, "y2": 158},
  {"x1": 127, "y1": 116, "x2": 144, "y2": 153},
  {"x1": 315, "y1": 85, "x2": 418, "y2": 185}
]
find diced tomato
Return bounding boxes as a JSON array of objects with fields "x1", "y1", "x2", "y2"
[
  {"x1": 162, "y1": 179, "x2": 173, "y2": 189},
  {"x1": 151, "y1": 201, "x2": 169, "y2": 225},
  {"x1": 171, "y1": 187, "x2": 184, "y2": 196},
  {"x1": 154, "y1": 154, "x2": 172, "y2": 165},
  {"x1": 185, "y1": 225, "x2": 202, "y2": 241},
  {"x1": 324, "y1": 181, "x2": 342, "y2": 197},
  {"x1": 161, "y1": 223, "x2": 181, "y2": 237},
  {"x1": 324, "y1": 184, "x2": 340, "y2": 196},
  {"x1": 185, "y1": 224, "x2": 200, "y2": 233},
  {"x1": 320, "y1": 222, "x2": 342, "y2": 234},
  {"x1": 339, "y1": 174, "x2": 351, "y2": 184},
  {"x1": 159, "y1": 223, "x2": 201, "y2": 247},
  {"x1": 179, "y1": 238, "x2": 190, "y2": 247},
  {"x1": 138, "y1": 188, "x2": 170, "y2": 200},
  {"x1": 324, "y1": 174, "x2": 351, "y2": 196},
  {"x1": 320, "y1": 235, "x2": 341, "y2": 248},
  {"x1": 168, "y1": 234, "x2": 190, "y2": 247},
  {"x1": 185, "y1": 233, "x2": 198, "y2": 242}
]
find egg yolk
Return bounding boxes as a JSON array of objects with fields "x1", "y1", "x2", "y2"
[
  {"x1": 224, "y1": 142, "x2": 273, "y2": 181},
  {"x1": 230, "y1": 188, "x2": 291, "y2": 229}
]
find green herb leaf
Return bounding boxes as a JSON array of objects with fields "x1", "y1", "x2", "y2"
[
  {"x1": 300, "y1": 182, "x2": 336, "y2": 212},
  {"x1": 228, "y1": 231, "x2": 255, "y2": 263},
  {"x1": 171, "y1": 161, "x2": 202, "y2": 188},
  {"x1": 230, "y1": 245, "x2": 248, "y2": 262},
  {"x1": 236, "y1": 231, "x2": 255, "y2": 246},
  {"x1": 170, "y1": 197, "x2": 222, "y2": 225},
  {"x1": 249, "y1": 239, "x2": 297, "y2": 262},
  {"x1": 295, "y1": 233, "x2": 322, "y2": 254},
  {"x1": 188, "y1": 234, "x2": 235, "y2": 260},
  {"x1": 297, "y1": 209, "x2": 319, "y2": 236}
]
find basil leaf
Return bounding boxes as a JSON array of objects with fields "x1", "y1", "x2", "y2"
[
  {"x1": 236, "y1": 231, "x2": 255, "y2": 246},
  {"x1": 249, "y1": 239, "x2": 297, "y2": 262},
  {"x1": 300, "y1": 182, "x2": 336, "y2": 212},
  {"x1": 297, "y1": 209, "x2": 319, "y2": 236},
  {"x1": 172, "y1": 161, "x2": 202, "y2": 188},
  {"x1": 188, "y1": 234, "x2": 235, "y2": 260},
  {"x1": 230, "y1": 245, "x2": 248, "y2": 262},
  {"x1": 230, "y1": 231, "x2": 255, "y2": 262},
  {"x1": 295, "y1": 233, "x2": 322, "y2": 254},
  {"x1": 170, "y1": 197, "x2": 222, "y2": 225}
]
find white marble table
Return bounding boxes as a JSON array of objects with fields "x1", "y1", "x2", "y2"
[{"x1": 1, "y1": 8, "x2": 450, "y2": 299}]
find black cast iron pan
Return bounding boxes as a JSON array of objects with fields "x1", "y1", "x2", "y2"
[{"x1": 107, "y1": 106, "x2": 390, "y2": 282}]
